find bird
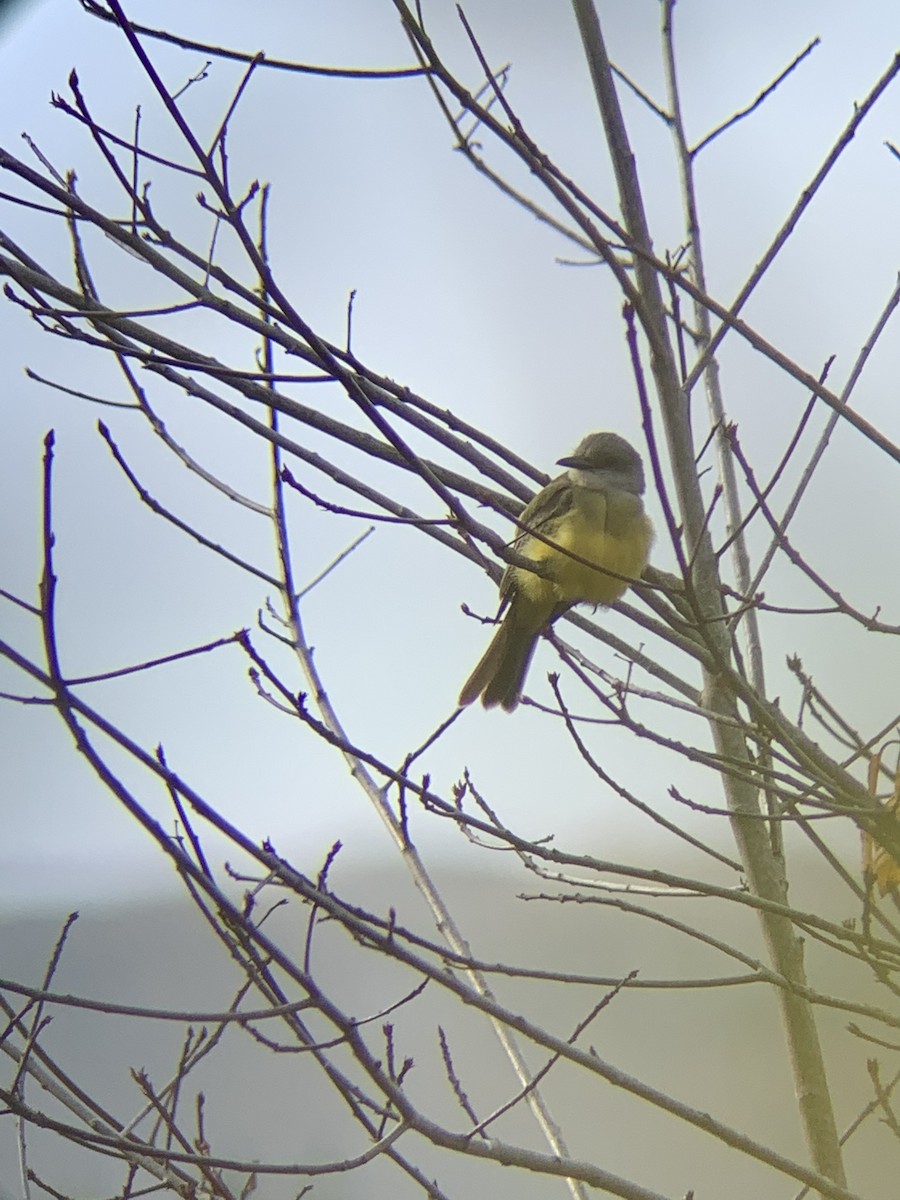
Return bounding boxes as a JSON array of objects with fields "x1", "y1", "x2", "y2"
[{"x1": 458, "y1": 431, "x2": 653, "y2": 712}]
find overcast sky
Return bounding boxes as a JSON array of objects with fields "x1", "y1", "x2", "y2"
[{"x1": 2, "y1": 0, "x2": 900, "y2": 916}]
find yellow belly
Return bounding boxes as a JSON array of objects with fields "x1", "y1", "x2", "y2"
[{"x1": 517, "y1": 489, "x2": 653, "y2": 608}]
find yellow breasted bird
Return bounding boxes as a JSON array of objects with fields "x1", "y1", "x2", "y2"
[{"x1": 458, "y1": 431, "x2": 653, "y2": 712}]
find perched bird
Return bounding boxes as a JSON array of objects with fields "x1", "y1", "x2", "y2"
[{"x1": 458, "y1": 431, "x2": 653, "y2": 712}]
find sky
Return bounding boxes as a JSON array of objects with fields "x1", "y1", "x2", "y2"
[
  {"x1": 2, "y1": 0, "x2": 900, "y2": 918},
  {"x1": 5, "y1": 5, "x2": 900, "y2": 1199}
]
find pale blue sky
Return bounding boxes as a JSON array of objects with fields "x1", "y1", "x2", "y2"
[{"x1": 2, "y1": 0, "x2": 900, "y2": 913}]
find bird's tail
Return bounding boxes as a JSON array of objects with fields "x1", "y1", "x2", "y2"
[{"x1": 458, "y1": 603, "x2": 544, "y2": 712}]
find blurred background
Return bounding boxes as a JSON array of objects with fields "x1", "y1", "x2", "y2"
[{"x1": 2, "y1": 1, "x2": 900, "y2": 1196}]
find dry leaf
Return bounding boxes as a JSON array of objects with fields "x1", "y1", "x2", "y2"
[{"x1": 863, "y1": 746, "x2": 900, "y2": 897}]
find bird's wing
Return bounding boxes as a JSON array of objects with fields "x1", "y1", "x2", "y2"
[{"x1": 498, "y1": 474, "x2": 583, "y2": 602}]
